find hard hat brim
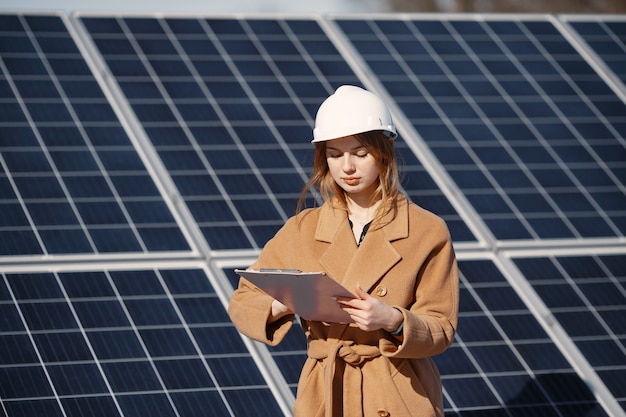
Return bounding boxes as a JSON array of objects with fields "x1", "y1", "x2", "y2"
[{"x1": 311, "y1": 128, "x2": 397, "y2": 143}]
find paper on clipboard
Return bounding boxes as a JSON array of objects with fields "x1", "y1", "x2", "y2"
[{"x1": 235, "y1": 269, "x2": 357, "y2": 323}]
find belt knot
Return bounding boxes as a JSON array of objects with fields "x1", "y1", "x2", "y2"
[
  {"x1": 336, "y1": 341, "x2": 368, "y2": 365},
  {"x1": 307, "y1": 339, "x2": 382, "y2": 417}
]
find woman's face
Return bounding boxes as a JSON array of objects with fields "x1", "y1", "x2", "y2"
[{"x1": 325, "y1": 135, "x2": 380, "y2": 200}]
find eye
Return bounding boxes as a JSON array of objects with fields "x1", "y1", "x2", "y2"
[{"x1": 355, "y1": 151, "x2": 369, "y2": 158}]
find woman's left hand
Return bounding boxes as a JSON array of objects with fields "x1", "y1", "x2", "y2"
[{"x1": 336, "y1": 282, "x2": 403, "y2": 332}]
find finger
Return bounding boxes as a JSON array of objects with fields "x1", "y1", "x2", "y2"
[
  {"x1": 334, "y1": 296, "x2": 356, "y2": 303},
  {"x1": 337, "y1": 302, "x2": 360, "y2": 314},
  {"x1": 355, "y1": 282, "x2": 369, "y2": 300}
]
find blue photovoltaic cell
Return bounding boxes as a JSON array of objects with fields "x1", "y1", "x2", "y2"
[
  {"x1": 335, "y1": 16, "x2": 626, "y2": 241},
  {"x1": 0, "y1": 14, "x2": 190, "y2": 256},
  {"x1": 80, "y1": 15, "x2": 476, "y2": 250},
  {"x1": 0, "y1": 268, "x2": 284, "y2": 417}
]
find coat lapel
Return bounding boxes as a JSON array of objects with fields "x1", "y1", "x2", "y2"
[
  {"x1": 315, "y1": 202, "x2": 357, "y2": 284},
  {"x1": 315, "y1": 197, "x2": 410, "y2": 295}
]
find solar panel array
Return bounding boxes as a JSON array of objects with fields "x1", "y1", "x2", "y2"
[{"x1": 0, "y1": 11, "x2": 624, "y2": 417}]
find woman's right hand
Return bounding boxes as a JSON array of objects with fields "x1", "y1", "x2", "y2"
[{"x1": 270, "y1": 299, "x2": 292, "y2": 322}]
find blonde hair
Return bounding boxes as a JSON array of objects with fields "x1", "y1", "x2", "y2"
[{"x1": 296, "y1": 131, "x2": 400, "y2": 222}]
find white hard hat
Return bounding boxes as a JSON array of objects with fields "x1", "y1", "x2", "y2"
[{"x1": 311, "y1": 85, "x2": 397, "y2": 143}]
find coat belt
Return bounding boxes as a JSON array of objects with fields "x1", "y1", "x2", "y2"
[{"x1": 308, "y1": 339, "x2": 382, "y2": 417}]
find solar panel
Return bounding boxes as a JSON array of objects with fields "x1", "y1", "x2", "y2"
[
  {"x1": 0, "y1": 267, "x2": 285, "y2": 417},
  {"x1": 0, "y1": 13, "x2": 191, "y2": 256},
  {"x1": 332, "y1": 15, "x2": 626, "y2": 241},
  {"x1": 1, "y1": 10, "x2": 625, "y2": 417}
]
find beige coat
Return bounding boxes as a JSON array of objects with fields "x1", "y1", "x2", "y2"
[{"x1": 229, "y1": 195, "x2": 458, "y2": 417}]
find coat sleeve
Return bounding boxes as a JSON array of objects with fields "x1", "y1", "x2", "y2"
[
  {"x1": 228, "y1": 277, "x2": 294, "y2": 346},
  {"x1": 228, "y1": 218, "x2": 302, "y2": 346},
  {"x1": 380, "y1": 216, "x2": 459, "y2": 359}
]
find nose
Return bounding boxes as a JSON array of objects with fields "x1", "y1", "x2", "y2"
[{"x1": 341, "y1": 153, "x2": 355, "y2": 172}]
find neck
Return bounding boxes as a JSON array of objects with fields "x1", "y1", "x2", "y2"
[{"x1": 347, "y1": 198, "x2": 381, "y2": 225}]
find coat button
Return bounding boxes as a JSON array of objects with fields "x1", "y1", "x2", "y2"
[
  {"x1": 375, "y1": 286, "x2": 387, "y2": 297},
  {"x1": 377, "y1": 409, "x2": 390, "y2": 417}
]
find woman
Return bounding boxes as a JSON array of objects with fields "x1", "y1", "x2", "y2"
[{"x1": 228, "y1": 85, "x2": 458, "y2": 417}]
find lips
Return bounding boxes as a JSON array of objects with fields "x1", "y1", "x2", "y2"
[{"x1": 343, "y1": 177, "x2": 360, "y2": 186}]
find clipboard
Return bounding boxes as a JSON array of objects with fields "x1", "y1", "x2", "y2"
[{"x1": 235, "y1": 269, "x2": 357, "y2": 323}]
